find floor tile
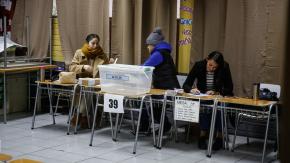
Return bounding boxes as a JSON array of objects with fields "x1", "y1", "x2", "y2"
[{"x1": 0, "y1": 114, "x2": 280, "y2": 163}]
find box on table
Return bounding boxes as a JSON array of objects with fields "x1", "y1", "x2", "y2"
[
  {"x1": 78, "y1": 78, "x2": 100, "y2": 86},
  {"x1": 98, "y1": 64, "x2": 154, "y2": 95}
]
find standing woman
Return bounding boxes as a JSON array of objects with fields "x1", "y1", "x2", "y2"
[
  {"x1": 69, "y1": 34, "x2": 112, "y2": 128},
  {"x1": 140, "y1": 27, "x2": 180, "y2": 132},
  {"x1": 183, "y1": 51, "x2": 233, "y2": 150}
]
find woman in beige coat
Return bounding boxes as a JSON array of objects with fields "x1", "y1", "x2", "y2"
[
  {"x1": 69, "y1": 34, "x2": 109, "y2": 78},
  {"x1": 69, "y1": 34, "x2": 110, "y2": 128}
]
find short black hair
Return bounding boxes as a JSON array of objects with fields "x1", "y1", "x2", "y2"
[
  {"x1": 85, "y1": 34, "x2": 100, "y2": 43},
  {"x1": 207, "y1": 51, "x2": 224, "y2": 66}
]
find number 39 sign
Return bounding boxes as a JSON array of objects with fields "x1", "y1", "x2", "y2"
[{"x1": 104, "y1": 94, "x2": 124, "y2": 113}]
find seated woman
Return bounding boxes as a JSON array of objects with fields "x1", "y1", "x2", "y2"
[
  {"x1": 140, "y1": 27, "x2": 180, "y2": 133},
  {"x1": 69, "y1": 34, "x2": 110, "y2": 78},
  {"x1": 69, "y1": 33, "x2": 113, "y2": 128},
  {"x1": 183, "y1": 51, "x2": 233, "y2": 150}
]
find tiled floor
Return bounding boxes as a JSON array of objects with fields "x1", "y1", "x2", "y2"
[{"x1": 0, "y1": 114, "x2": 279, "y2": 163}]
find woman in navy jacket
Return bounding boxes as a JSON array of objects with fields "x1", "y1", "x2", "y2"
[{"x1": 140, "y1": 27, "x2": 180, "y2": 133}]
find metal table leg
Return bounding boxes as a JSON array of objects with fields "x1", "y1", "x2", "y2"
[
  {"x1": 113, "y1": 113, "x2": 120, "y2": 141},
  {"x1": 90, "y1": 94, "x2": 99, "y2": 146},
  {"x1": 47, "y1": 84, "x2": 55, "y2": 124},
  {"x1": 133, "y1": 95, "x2": 146, "y2": 154},
  {"x1": 261, "y1": 104, "x2": 274, "y2": 163},
  {"x1": 149, "y1": 96, "x2": 156, "y2": 147},
  {"x1": 3, "y1": 72, "x2": 7, "y2": 124},
  {"x1": 67, "y1": 84, "x2": 77, "y2": 135},
  {"x1": 157, "y1": 94, "x2": 167, "y2": 149},
  {"x1": 223, "y1": 102, "x2": 229, "y2": 150},
  {"x1": 83, "y1": 91, "x2": 91, "y2": 129},
  {"x1": 109, "y1": 113, "x2": 114, "y2": 140},
  {"x1": 276, "y1": 104, "x2": 279, "y2": 159},
  {"x1": 74, "y1": 86, "x2": 83, "y2": 134},
  {"x1": 207, "y1": 98, "x2": 218, "y2": 157},
  {"x1": 31, "y1": 82, "x2": 40, "y2": 129}
]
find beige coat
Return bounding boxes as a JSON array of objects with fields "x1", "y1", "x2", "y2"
[{"x1": 69, "y1": 49, "x2": 108, "y2": 78}]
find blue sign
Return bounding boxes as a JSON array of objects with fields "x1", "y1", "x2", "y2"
[
  {"x1": 180, "y1": 18, "x2": 192, "y2": 25},
  {"x1": 106, "y1": 74, "x2": 129, "y2": 81}
]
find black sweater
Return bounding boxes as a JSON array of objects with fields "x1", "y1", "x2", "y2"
[{"x1": 182, "y1": 60, "x2": 234, "y2": 96}]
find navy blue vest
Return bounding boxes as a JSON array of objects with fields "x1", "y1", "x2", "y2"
[{"x1": 152, "y1": 50, "x2": 180, "y2": 90}]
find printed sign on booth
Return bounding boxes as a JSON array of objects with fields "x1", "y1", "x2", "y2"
[{"x1": 174, "y1": 98, "x2": 200, "y2": 123}]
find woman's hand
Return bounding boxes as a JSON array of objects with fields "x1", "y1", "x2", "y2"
[
  {"x1": 206, "y1": 90, "x2": 215, "y2": 95},
  {"x1": 83, "y1": 65, "x2": 93, "y2": 73},
  {"x1": 109, "y1": 58, "x2": 116, "y2": 64},
  {"x1": 190, "y1": 88, "x2": 201, "y2": 95}
]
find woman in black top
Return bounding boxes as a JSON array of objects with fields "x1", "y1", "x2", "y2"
[{"x1": 183, "y1": 51, "x2": 233, "y2": 150}]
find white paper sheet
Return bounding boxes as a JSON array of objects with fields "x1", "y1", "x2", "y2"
[
  {"x1": 0, "y1": 36, "x2": 23, "y2": 53},
  {"x1": 189, "y1": 93, "x2": 209, "y2": 97}
]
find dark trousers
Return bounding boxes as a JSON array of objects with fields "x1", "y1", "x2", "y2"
[{"x1": 199, "y1": 111, "x2": 222, "y2": 133}]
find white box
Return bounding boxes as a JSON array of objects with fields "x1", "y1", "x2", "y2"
[
  {"x1": 98, "y1": 64, "x2": 154, "y2": 95},
  {"x1": 78, "y1": 78, "x2": 100, "y2": 86}
]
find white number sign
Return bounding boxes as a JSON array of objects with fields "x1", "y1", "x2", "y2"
[{"x1": 104, "y1": 94, "x2": 124, "y2": 113}]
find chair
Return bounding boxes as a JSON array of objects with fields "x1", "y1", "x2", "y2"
[
  {"x1": 156, "y1": 90, "x2": 182, "y2": 149},
  {"x1": 0, "y1": 153, "x2": 12, "y2": 163},
  {"x1": 231, "y1": 83, "x2": 280, "y2": 163},
  {"x1": 113, "y1": 96, "x2": 156, "y2": 154},
  {"x1": 54, "y1": 92, "x2": 72, "y2": 116},
  {"x1": 89, "y1": 94, "x2": 156, "y2": 154}
]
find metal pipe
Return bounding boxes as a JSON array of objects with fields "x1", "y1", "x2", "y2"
[
  {"x1": 0, "y1": 56, "x2": 52, "y2": 62},
  {"x1": 49, "y1": 17, "x2": 52, "y2": 65},
  {"x1": 149, "y1": 96, "x2": 156, "y2": 146},
  {"x1": 28, "y1": 72, "x2": 31, "y2": 111},
  {"x1": 276, "y1": 104, "x2": 279, "y2": 159},
  {"x1": 133, "y1": 95, "x2": 146, "y2": 154},
  {"x1": 157, "y1": 92, "x2": 168, "y2": 148},
  {"x1": 31, "y1": 82, "x2": 40, "y2": 129},
  {"x1": 67, "y1": 84, "x2": 78, "y2": 135},
  {"x1": 207, "y1": 98, "x2": 218, "y2": 157},
  {"x1": 90, "y1": 94, "x2": 99, "y2": 146},
  {"x1": 4, "y1": 16, "x2": 7, "y2": 68},
  {"x1": 3, "y1": 16, "x2": 7, "y2": 123},
  {"x1": 3, "y1": 72, "x2": 7, "y2": 124},
  {"x1": 261, "y1": 104, "x2": 274, "y2": 163},
  {"x1": 26, "y1": 16, "x2": 30, "y2": 58},
  {"x1": 49, "y1": 0, "x2": 53, "y2": 65},
  {"x1": 49, "y1": 17, "x2": 52, "y2": 79},
  {"x1": 223, "y1": 102, "x2": 229, "y2": 150}
]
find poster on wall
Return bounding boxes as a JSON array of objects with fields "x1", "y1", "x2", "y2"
[{"x1": 177, "y1": 0, "x2": 193, "y2": 74}]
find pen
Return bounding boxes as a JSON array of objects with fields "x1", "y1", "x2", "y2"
[{"x1": 114, "y1": 58, "x2": 118, "y2": 64}]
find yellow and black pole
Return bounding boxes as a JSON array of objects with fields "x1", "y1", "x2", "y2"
[
  {"x1": 52, "y1": 17, "x2": 64, "y2": 62},
  {"x1": 177, "y1": 0, "x2": 194, "y2": 74}
]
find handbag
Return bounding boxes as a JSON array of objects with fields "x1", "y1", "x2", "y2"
[
  {"x1": 259, "y1": 88, "x2": 278, "y2": 101},
  {"x1": 59, "y1": 72, "x2": 77, "y2": 84}
]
